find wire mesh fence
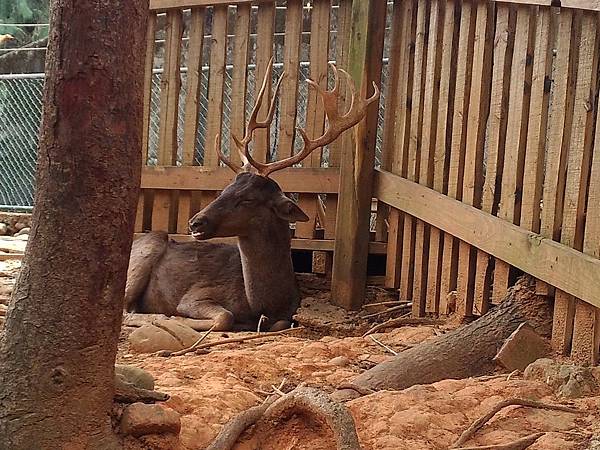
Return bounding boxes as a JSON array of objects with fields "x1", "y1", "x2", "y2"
[{"x1": 0, "y1": 62, "x2": 388, "y2": 210}]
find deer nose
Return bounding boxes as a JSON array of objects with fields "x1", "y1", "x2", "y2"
[{"x1": 189, "y1": 216, "x2": 207, "y2": 231}]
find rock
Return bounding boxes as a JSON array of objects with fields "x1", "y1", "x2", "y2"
[
  {"x1": 153, "y1": 318, "x2": 201, "y2": 347},
  {"x1": 0, "y1": 223, "x2": 8, "y2": 236},
  {"x1": 115, "y1": 364, "x2": 155, "y2": 391},
  {"x1": 524, "y1": 358, "x2": 599, "y2": 398},
  {"x1": 14, "y1": 227, "x2": 30, "y2": 236},
  {"x1": 329, "y1": 356, "x2": 350, "y2": 367},
  {"x1": 493, "y1": 322, "x2": 551, "y2": 371},
  {"x1": 14, "y1": 222, "x2": 27, "y2": 231},
  {"x1": 128, "y1": 324, "x2": 184, "y2": 353},
  {"x1": 120, "y1": 403, "x2": 181, "y2": 437}
]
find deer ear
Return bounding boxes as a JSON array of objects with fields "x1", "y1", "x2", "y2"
[{"x1": 273, "y1": 195, "x2": 310, "y2": 222}]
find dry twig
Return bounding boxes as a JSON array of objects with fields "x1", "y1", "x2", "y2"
[
  {"x1": 192, "y1": 326, "x2": 304, "y2": 353},
  {"x1": 369, "y1": 335, "x2": 398, "y2": 355},
  {"x1": 452, "y1": 432, "x2": 545, "y2": 450},
  {"x1": 359, "y1": 304, "x2": 411, "y2": 320},
  {"x1": 451, "y1": 398, "x2": 580, "y2": 448},
  {"x1": 362, "y1": 317, "x2": 444, "y2": 337},
  {"x1": 364, "y1": 301, "x2": 411, "y2": 309},
  {"x1": 207, "y1": 385, "x2": 362, "y2": 450},
  {"x1": 155, "y1": 325, "x2": 216, "y2": 357}
]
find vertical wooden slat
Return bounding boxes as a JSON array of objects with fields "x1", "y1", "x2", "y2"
[
  {"x1": 572, "y1": 42, "x2": 600, "y2": 363},
  {"x1": 152, "y1": 10, "x2": 183, "y2": 232},
  {"x1": 456, "y1": 1, "x2": 493, "y2": 317},
  {"x1": 473, "y1": 6, "x2": 515, "y2": 312},
  {"x1": 413, "y1": 0, "x2": 443, "y2": 316},
  {"x1": 331, "y1": 0, "x2": 386, "y2": 310},
  {"x1": 296, "y1": 0, "x2": 331, "y2": 239},
  {"x1": 230, "y1": 4, "x2": 251, "y2": 167},
  {"x1": 426, "y1": 0, "x2": 456, "y2": 313},
  {"x1": 324, "y1": 0, "x2": 352, "y2": 241},
  {"x1": 402, "y1": 0, "x2": 427, "y2": 310},
  {"x1": 136, "y1": 12, "x2": 157, "y2": 233},
  {"x1": 553, "y1": 12, "x2": 597, "y2": 355},
  {"x1": 439, "y1": 1, "x2": 475, "y2": 310},
  {"x1": 276, "y1": 0, "x2": 302, "y2": 160},
  {"x1": 384, "y1": 0, "x2": 416, "y2": 290},
  {"x1": 492, "y1": 5, "x2": 534, "y2": 302},
  {"x1": 254, "y1": 2, "x2": 275, "y2": 163},
  {"x1": 538, "y1": 10, "x2": 575, "y2": 296},
  {"x1": 178, "y1": 8, "x2": 206, "y2": 234}
]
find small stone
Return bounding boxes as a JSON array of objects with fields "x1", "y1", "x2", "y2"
[
  {"x1": 128, "y1": 324, "x2": 183, "y2": 353},
  {"x1": 493, "y1": 323, "x2": 551, "y2": 371},
  {"x1": 120, "y1": 402, "x2": 181, "y2": 437},
  {"x1": 329, "y1": 356, "x2": 350, "y2": 367},
  {"x1": 153, "y1": 318, "x2": 201, "y2": 347},
  {"x1": 14, "y1": 227, "x2": 30, "y2": 236},
  {"x1": 14, "y1": 222, "x2": 27, "y2": 231},
  {"x1": 115, "y1": 364, "x2": 155, "y2": 391},
  {"x1": 0, "y1": 223, "x2": 8, "y2": 236}
]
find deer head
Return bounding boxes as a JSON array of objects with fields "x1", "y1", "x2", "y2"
[{"x1": 189, "y1": 58, "x2": 380, "y2": 240}]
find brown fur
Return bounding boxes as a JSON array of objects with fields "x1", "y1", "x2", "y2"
[{"x1": 124, "y1": 173, "x2": 309, "y2": 331}]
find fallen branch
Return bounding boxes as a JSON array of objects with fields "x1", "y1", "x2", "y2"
[
  {"x1": 369, "y1": 335, "x2": 397, "y2": 355},
  {"x1": 359, "y1": 305, "x2": 412, "y2": 320},
  {"x1": 114, "y1": 375, "x2": 169, "y2": 403},
  {"x1": 207, "y1": 386, "x2": 362, "y2": 450},
  {"x1": 453, "y1": 432, "x2": 545, "y2": 450},
  {"x1": 364, "y1": 301, "x2": 411, "y2": 309},
  {"x1": 154, "y1": 325, "x2": 216, "y2": 357},
  {"x1": 190, "y1": 326, "x2": 304, "y2": 354},
  {"x1": 452, "y1": 398, "x2": 580, "y2": 448},
  {"x1": 362, "y1": 317, "x2": 444, "y2": 337}
]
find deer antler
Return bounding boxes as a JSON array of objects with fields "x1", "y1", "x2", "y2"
[{"x1": 215, "y1": 59, "x2": 380, "y2": 177}]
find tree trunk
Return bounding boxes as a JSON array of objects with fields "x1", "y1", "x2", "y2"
[
  {"x1": 335, "y1": 277, "x2": 553, "y2": 399},
  {"x1": 0, "y1": 0, "x2": 147, "y2": 448}
]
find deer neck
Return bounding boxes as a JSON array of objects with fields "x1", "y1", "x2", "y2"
[{"x1": 237, "y1": 218, "x2": 299, "y2": 317}]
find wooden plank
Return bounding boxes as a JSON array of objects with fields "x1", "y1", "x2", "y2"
[
  {"x1": 439, "y1": 1, "x2": 475, "y2": 309},
  {"x1": 324, "y1": 0, "x2": 352, "y2": 241},
  {"x1": 141, "y1": 166, "x2": 340, "y2": 193},
  {"x1": 455, "y1": 1, "x2": 493, "y2": 318},
  {"x1": 472, "y1": 5, "x2": 515, "y2": 313},
  {"x1": 572, "y1": 59, "x2": 600, "y2": 363},
  {"x1": 375, "y1": 0, "x2": 404, "y2": 243},
  {"x1": 384, "y1": 0, "x2": 416, "y2": 289},
  {"x1": 136, "y1": 13, "x2": 158, "y2": 233},
  {"x1": 253, "y1": 2, "x2": 275, "y2": 163},
  {"x1": 552, "y1": 12, "x2": 597, "y2": 355},
  {"x1": 559, "y1": 0, "x2": 600, "y2": 11},
  {"x1": 538, "y1": 9, "x2": 575, "y2": 295},
  {"x1": 178, "y1": 8, "x2": 206, "y2": 234},
  {"x1": 331, "y1": 0, "x2": 386, "y2": 310},
  {"x1": 426, "y1": 0, "x2": 456, "y2": 313},
  {"x1": 153, "y1": 10, "x2": 183, "y2": 232},
  {"x1": 141, "y1": 233, "x2": 387, "y2": 254},
  {"x1": 374, "y1": 169, "x2": 600, "y2": 310},
  {"x1": 492, "y1": 5, "x2": 534, "y2": 303},
  {"x1": 402, "y1": 0, "x2": 427, "y2": 310},
  {"x1": 414, "y1": 0, "x2": 444, "y2": 315},
  {"x1": 229, "y1": 3, "x2": 251, "y2": 167},
  {"x1": 296, "y1": 0, "x2": 331, "y2": 239}
]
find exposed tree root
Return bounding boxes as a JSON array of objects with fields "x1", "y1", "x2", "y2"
[
  {"x1": 453, "y1": 432, "x2": 545, "y2": 450},
  {"x1": 206, "y1": 386, "x2": 362, "y2": 450},
  {"x1": 452, "y1": 398, "x2": 580, "y2": 448},
  {"x1": 114, "y1": 376, "x2": 169, "y2": 403}
]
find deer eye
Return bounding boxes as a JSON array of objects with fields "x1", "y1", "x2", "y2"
[{"x1": 237, "y1": 199, "x2": 256, "y2": 207}]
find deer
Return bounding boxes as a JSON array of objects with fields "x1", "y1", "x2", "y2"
[{"x1": 123, "y1": 58, "x2": 379, "y2": 332}]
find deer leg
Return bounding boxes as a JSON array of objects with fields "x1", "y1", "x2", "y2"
[
  {"x1": 177, "y1": 287, "x2": 235, "y2": 331},
  {"x1": 269, "y1": 320, "x2": 292, "y2": 331}
]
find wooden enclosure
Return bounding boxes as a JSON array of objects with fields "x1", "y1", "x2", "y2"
[{"x1": 137, "y1": 0, "x2": 600, "y2": 364}]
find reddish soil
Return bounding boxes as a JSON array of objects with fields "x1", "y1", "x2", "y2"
[{"x1": 1, "y1": 260, "x2": 597, "y2": 449}]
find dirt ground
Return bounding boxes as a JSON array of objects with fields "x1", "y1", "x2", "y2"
[{"x1": 1, "y1": 260, "x2": 598, "y2": 449}]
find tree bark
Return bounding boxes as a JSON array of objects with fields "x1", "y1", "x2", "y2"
[
  {"x1": 0, "y1": 0, "x2": 148, "y2": 448},
  {"x1": 334, "y1": 277, "x2": 553, "y2": 399}
]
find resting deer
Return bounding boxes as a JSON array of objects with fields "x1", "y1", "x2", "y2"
[{"x1": 124, "y1": 59, "x2": 379, "y2": 331}]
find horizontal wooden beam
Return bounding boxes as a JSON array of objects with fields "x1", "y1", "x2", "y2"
[
  {"x1": 374, "y1": 169, "x2": 600, "y2": 309},
  {"x1": 141, "y1": 166, "x2": 340, "y2": 194},
  {"x1": 150, "y1": 0, "x2": 272, "y2": 11},
  {"x1": 134, "y1": 233, "x2": 387, "y2": 254},
  {"x1": 493, "y1": 0, "x2": 599, "y2": 11}
]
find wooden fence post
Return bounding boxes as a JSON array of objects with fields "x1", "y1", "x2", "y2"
[{"x1": 331, "y1": 0, "x2": 385, "y2": 310}]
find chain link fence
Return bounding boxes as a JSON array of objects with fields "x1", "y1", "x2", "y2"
[{"x1": 0, "y1": 62, "x2": 388, "y2": 210}]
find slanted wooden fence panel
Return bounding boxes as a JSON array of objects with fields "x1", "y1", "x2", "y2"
[{"x1": 378, "y1": 0, "x2": 600, "y2": 364}]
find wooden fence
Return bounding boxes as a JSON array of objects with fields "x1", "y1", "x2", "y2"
[{"x1": 136, "y1": 0, "x2": 600, "y2": 364}]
